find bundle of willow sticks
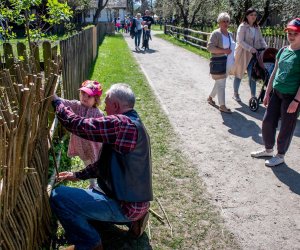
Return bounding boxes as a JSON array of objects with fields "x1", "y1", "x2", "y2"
[{"x1": 0, "y1": 53, "x2": 61, "y2": 249}]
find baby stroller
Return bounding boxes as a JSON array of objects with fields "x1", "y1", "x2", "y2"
[{"x1": 249, "y1": 48, "x2": 278, "y2": 111}]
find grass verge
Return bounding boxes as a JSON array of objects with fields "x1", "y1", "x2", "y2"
[
  {"x1": 155, "y1": 33, "x2": 210, "y2": 59},
  {"x1": 63, "y1": 34, "x2": 239, "y2": 249}
]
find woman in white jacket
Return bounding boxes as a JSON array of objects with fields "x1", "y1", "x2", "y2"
[{"x1": 231, "y1": 8, "x2": 267, "y2": 102}]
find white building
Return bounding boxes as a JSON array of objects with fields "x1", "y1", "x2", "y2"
[{"x1": 83, "y1": 0, "x2": 129, "y2": 23}]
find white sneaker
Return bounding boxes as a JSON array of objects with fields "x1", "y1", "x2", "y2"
[
  {"x1": 232, "y1": 94, "x2": 241, "y2": 102},
  {"x1": 265, "y1": 155, "x2": 284, "y2": 167},
  {"x1": 251, "y1": 149, "x2": 274, "y2": 158}
]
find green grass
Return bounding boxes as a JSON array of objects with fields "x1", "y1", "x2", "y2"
[
  {"x1": 60, "y1": 34, "x2": 239, "y2": 249},
  {"x1": 155, "y1": 33, "x2": 210, "y2": 59},
  {"x1": 151, "y1": 24, "x2": 164, "y2": 31}
]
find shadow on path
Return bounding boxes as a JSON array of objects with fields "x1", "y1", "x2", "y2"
[
  {"x1": 132, "y1": 49, "x2": 158, "y2": 54},
  {"x1": 235, "y1": 102, "x2": 300, "y2": 138},
  {"x1": 221, "y1": 111, "x2": 263, "y2": 145},
  {"x1": 271, "y1": 163, "x2": 300, "y2": 195},
  {"x1": 235, "y1": 102, "x2": 266, "y2": 121}
]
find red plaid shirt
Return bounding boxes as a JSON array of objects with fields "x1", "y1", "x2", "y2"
[{"x1": 55, "y1": 101, "x2": 150, "y2": 220}]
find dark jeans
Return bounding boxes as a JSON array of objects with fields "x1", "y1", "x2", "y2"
[
  {"x1": 134, "y1": 29, "x2": 142, "y2": 47},
  {"x1": 262, "y1": 89, "x2": 299, "y2": 155}
]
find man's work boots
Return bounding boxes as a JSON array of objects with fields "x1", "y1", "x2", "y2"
[
  {"x1": 128, "y1": 212, "x2": 149, "y2": 239},
  {"x1": 63, "y1": 243, "x2": 103, "y2": 250}
]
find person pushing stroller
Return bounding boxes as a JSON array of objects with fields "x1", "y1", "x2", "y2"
[{"x1": 142, "y1": 25, "x2": 152, "y2": 51}]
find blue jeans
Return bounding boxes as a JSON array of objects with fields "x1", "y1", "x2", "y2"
[
  {"x1": 134, "y1": 29, "x2": 142, "y2": 47},
  {"x1": 233, "y1": 57, "x2": 256, "y2": 97},
  {"x1": 50, "y1": 186, "x2": 131, "y2": 250}
]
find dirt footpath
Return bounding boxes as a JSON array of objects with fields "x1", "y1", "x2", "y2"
[{"x1": 123, "y1": 32, "x2": 300, "y2": 250}]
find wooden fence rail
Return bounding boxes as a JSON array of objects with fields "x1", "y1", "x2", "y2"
[
  {"x1": 60, "y1": 22, "x2": 113, "y2": 99},
  {"x1": 165, "y1": 25, "x2": 289, "y2": 50}
]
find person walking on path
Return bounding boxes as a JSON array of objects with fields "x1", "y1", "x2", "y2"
[
  {"x1": 50, "y1": 83, "x2": 153, "y2": 250},
  {"x1": 251, "y1": 18, "x2": 300, "y2": 167},
  {"x1": 207, "y1": 12, "x2": 236, "y2": 113},
  {"x1": 231, "y1": 8, "x2": 267, "y2": 102},
  {"x1": 130, "y1": 13, "x2": 143, "y2": 51},
  {"x1": 59, "y1": 80, "x2": 104, "y2": 189},
  {"x1": 142, "y1": 10, "x2": 154, "y2": 33}
]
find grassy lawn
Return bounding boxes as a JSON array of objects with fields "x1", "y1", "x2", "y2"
[
  {"x1": 155, "y1": 33, "x2": 210, "y2": 59},
  {"x1": 61, "y1": 34, "x2": 239, "y2": 249},
  {"x1": 151, "y1": 24, "x2": 164, "y2": 31}
]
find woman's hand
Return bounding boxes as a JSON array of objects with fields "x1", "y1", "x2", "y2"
[
  {"x1": 57, "y1": 171, "x2": 79, "y2": 182},
  {"x1": 250, "y1": 48, "x2": 257, "y2": 54},
  {"x1": 223, "y1": 48, "x2": 232, "y2": 55},
  {"x1": 287, "y1": 101, "x2": 299, "y2": 113}
]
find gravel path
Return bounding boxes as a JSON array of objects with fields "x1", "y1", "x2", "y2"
[{"x1": 123, "y1": 32, "x2": 300, "y2": 250}]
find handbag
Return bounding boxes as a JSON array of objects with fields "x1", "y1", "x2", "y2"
[
  {"x1": 209, "y1": 56, "x2": 227, "y2": 75},
  {"x1": 209, "y1": 34, "x2": 231, "y2": 75}
]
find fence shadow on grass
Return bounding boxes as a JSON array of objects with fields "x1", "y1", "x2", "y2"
[
  {"x1": 221, "y1": 111, "x2": 263, "y2": 145},
  {"x1": 271, "y1": 163, "x2": 300, "y2": 195}
]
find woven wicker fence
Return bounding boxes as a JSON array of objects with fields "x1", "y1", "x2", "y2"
[
  {"x1": 0, "y1": 41, "x2": 61, "y2": 249},
  {"x1": 0, "y1": 23, "x2": 112, "y2": 249}
]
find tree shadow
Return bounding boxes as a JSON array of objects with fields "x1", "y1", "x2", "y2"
[
  {"x1": 221, "y1": 111, "x2": 263, "y2": 145},
  {"x1": 270, "y1": 163, "x2": 300, "y2": 195},
  {"x1": 89, "y1": 221, "x2": 152, "y2": 250}
]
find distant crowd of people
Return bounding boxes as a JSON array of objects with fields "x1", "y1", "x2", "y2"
[{"x1": 113, "y1": 10, "x2": 154, "y2": 51}]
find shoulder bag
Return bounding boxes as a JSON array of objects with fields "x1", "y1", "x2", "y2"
[{"x1": 209, "y1": 34, "x2": 231, "y2": 75}]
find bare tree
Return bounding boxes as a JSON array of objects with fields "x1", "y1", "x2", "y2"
[{"x1": 93, "y1": 0, "x2": 109, "y2": 24}]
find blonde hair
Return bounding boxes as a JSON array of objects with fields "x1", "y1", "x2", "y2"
[{"x1": 217, "y1": 12, "x2": 230, "y2": 23}]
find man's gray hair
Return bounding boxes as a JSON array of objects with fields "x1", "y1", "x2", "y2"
[
  {"x1": 107, "y1": 83, "x2": 135, "y2": 108},
  {"x1": 217, "y1": 12, "x2": 230, "y2": 23}
]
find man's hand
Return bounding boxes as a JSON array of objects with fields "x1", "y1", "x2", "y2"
[
  {"x1": 250, "y1": 48, "x2": 257, "y2": 54},
  {"x1": 57, "y1": 171, "x2": 79, "y2": 182},
  {"x1": 287, "y1": 100, "x2": 299, "y2": 113}
]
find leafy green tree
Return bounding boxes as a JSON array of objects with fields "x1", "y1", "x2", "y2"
[{"x1": 0, "y1": 0, "x2": 72, "y2": 51}]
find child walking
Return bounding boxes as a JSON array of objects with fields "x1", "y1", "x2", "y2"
[
  {"x1": 60, "y1": 80, "x2": 104, "y2": 187},
  {"x1": 142, "y1": 25, "x2": 152, "y2": 50},
  {"x1": 251, "y1": 18, "x2": 300, "y2": 167}
]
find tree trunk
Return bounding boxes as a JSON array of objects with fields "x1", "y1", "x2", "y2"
[
  {"x1": 93, "y1": 0, "x2": 109, "y2": 24},
  {"x1": 258, "y1": 0, "x2": 270, "y2": 26}
]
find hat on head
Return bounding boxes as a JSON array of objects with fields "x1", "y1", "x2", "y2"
[
  {"x1": 284, "y1": 18, "x2": 300, "y2": 32},
  {"x1": 79, "y1": 80, "x2": 102, "y2": 96}
]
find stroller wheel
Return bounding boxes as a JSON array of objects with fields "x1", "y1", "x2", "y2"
[{"x1": 249, "y1": 97, "x2": 259, "y2": 112}]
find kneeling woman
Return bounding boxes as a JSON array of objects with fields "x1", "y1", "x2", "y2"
[{"x1": 207, "y1": 12, "x2": 235, "y2": 113}]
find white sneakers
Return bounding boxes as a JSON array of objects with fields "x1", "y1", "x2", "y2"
[
  {"x1": 251, "y1": 149, "x2": 285, "y2": 167},
  {"x1": 265, "y1": 156, "x2": 285, "y2": 167},
  {"x1": 251, "y1": 149, "x2": 274, "y2": 158}
]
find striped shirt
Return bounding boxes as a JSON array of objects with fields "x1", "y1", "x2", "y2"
[{"x1": 54, "y1": 100, "x2": 150, "y2": 220}]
